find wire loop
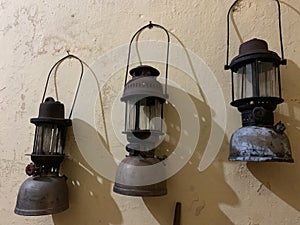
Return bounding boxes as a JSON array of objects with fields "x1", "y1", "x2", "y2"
[
  {"x1": 225, "y1": 0, "x2": 286, "y2": 69},
  {"x1": 124, "y1": 21, "x2": 170, "y2": 95},
  {"x1": 41, "y1": 54, "x2": 84, "y2": 119}
]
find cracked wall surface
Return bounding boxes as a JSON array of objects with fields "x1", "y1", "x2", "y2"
[{"x1": 1, "y1": 0, "x2": 300, "y2": 225}]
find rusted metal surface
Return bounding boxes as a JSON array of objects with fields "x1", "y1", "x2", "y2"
[
  {"x1": 229, "y1": 125, "x2": 293, "y2": 162},
  {"x1": 15, "y1": 97, "x2": 71, "y2": 216},
  {"x1": 115, "y1": 65, "x2": 168, "y2": 196},
  {"x1": 113, "y1": 155, "x2": 167, "y2": 196},
  {"x1": 15, "y1": 176, "x2": 68, "y2": 216},
  {"x1": 226, "y1": 38, "x2": 292, "y2": 163},
  {"x1": 121, "y1": 65, "x2": 166, "y2": 102}
]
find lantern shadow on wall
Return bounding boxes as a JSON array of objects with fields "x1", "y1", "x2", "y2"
[
  {"x1": 229, "y1": 0, "x2": 300, "y2": 215},
  {"x1": 142, "y1": 31, "x2": 239, "y2": 225},
  {"x1": 247, "y1": 60, "x2": 300, "y2": 212},
  {"x1": 52, "y1": 121, "x2": 122, "y2": 225},
  {"x1": 52, "y1": 61, "x2": 122, "y2": 224},
  {"x1": 144, "y1": 90, "x2": 239, "y2": 225},
  {"x1": 246, "y1": 2, "x2": 300, "y2": 210}
]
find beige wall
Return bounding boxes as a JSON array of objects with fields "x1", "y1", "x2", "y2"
[{"x1": 1, "y1": 0, "x2": 300, "y2": 224}]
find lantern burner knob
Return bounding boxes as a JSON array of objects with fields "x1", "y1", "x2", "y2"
[
  {"x1": 25, "y1": 163, "x2": 36, "y2": 176},
  {"x1": 274, "y1": 121, "x2": 286, "y2": 133},
  {"x1": 253, "y1": 107, "x2": 266, "y2": 120}
]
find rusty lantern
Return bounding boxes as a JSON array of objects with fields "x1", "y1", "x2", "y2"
[
  {"x1": 113, "y1": 22, "x2": 169, "y2": 196},
  {"x1": 15, "y1": 54, "x2": 84, "y2": 216},
  {"x1": 224, "y1": 0, "x2": 293, "y2": 162}
]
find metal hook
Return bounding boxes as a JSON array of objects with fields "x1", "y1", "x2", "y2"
[
  {"x1": 225, "y1": 0, "x2": 286, "y2": 70},
  {"x1": 41, "y1": 53, "x2": 84, "y2": 119},
  {"x1": 148, "y1": 21, "x2": 154, "y2": 29}
]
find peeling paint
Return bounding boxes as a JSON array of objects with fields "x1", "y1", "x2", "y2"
[
  {"x1": 257, "y1": 182, "x2": 271, "y2": 196},
  {"x1": 195, "y1": 202, "x2": 205, "y2": 216}
]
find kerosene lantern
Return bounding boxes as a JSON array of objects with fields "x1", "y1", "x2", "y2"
[
  {"x1": 114, "y1": 22, "x2": 170, "y2": 196},
  {"x1": 15, "y1": 54, "x2": 84, "y2": 215},
  {"x1": 224, "y1": 0, "x2": 293, "y2": 162}
]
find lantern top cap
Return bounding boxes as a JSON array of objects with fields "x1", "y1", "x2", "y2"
[
  {"x1": 45, "y1": 97, "x2": 55, "y2": 103},
  {"x1": 229, "y1": 38, "x2": 281, "y2": 71},
  {"x1": 121, "y1": 65, "x2": 166, "y2": 101},
  {"x1": 38, "y1": 97, "x2": 65, "y2": 120},
  {"x1": 239, "y1": 38, "x2": 269, "y2": 55},
  {"x1": 129, "y1": 65, "x2": 160, "y2": 77}
]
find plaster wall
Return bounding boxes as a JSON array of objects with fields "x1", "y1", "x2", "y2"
[{"x1": 0, "y1": 0, "x2": 300, "y2": 224}]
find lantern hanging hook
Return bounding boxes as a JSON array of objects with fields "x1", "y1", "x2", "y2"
[
  {"x1": 41, "y1": 53, "x2": 84, "y2": 119},
  {"x1": 124, "y1": 21, "x2": 170, "y2": 95},
  {"x1": 225, "y1": 0, "x2": 286, "y2": 70},
  {"x1": 148, "y1": 21, "x2": 154, "y2": 29}
]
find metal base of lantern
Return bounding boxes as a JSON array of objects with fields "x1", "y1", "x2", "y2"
[
  {"x1": 229, "y1": 126, "x2": 294, "y2": 162},
  {"x1": 113, "y1": 155, "x2": 167, "y2": 196},
  {"x1": 113, "y1": 181, "x2": 167, "y2": 197},
  {"x1": 15, "y1": 176, "x2": 68, "y2": 216}
]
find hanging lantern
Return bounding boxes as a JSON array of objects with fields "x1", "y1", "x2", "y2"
[
  {"x1": 224, "y1": 0, "x2": 293, "y2": 162},
  {"x1": 114, "y1": 22, "x2": 170, "y2": 196},
  {"x1": 15, "y1": 54, "x2": 84, "y2": 216}
]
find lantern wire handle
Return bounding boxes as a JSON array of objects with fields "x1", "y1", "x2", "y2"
[
  {"x1": 124, "y1": 21, "x2": 170, "y2": 95},
  {"x1": 41, "y1": 54, "x2": 84, "y2": 119},
  {"x1": 225, "y1": 0, "x2": 286, "y2": 70}
]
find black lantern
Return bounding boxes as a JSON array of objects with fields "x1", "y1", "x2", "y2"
[
  {"x1": 224, "y1": 0, "x2": 293, "y2": 162},
  {"x1": 15, "y1": 54, "x2": 84, "y2": 215},
  {"x1": 114, "y1": 22, "x2": 170, "y2": 196}
]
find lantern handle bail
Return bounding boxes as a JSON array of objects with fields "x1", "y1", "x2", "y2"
[
  {"x1": 124, "y1": 21, "x2": 170, "y2": 95},
  {"x1": 225, "y1": 0, "x2": 286, "y2": 70},
  {"x1": 41, "y1": 53, "x2": 84, "y2": 119}
]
